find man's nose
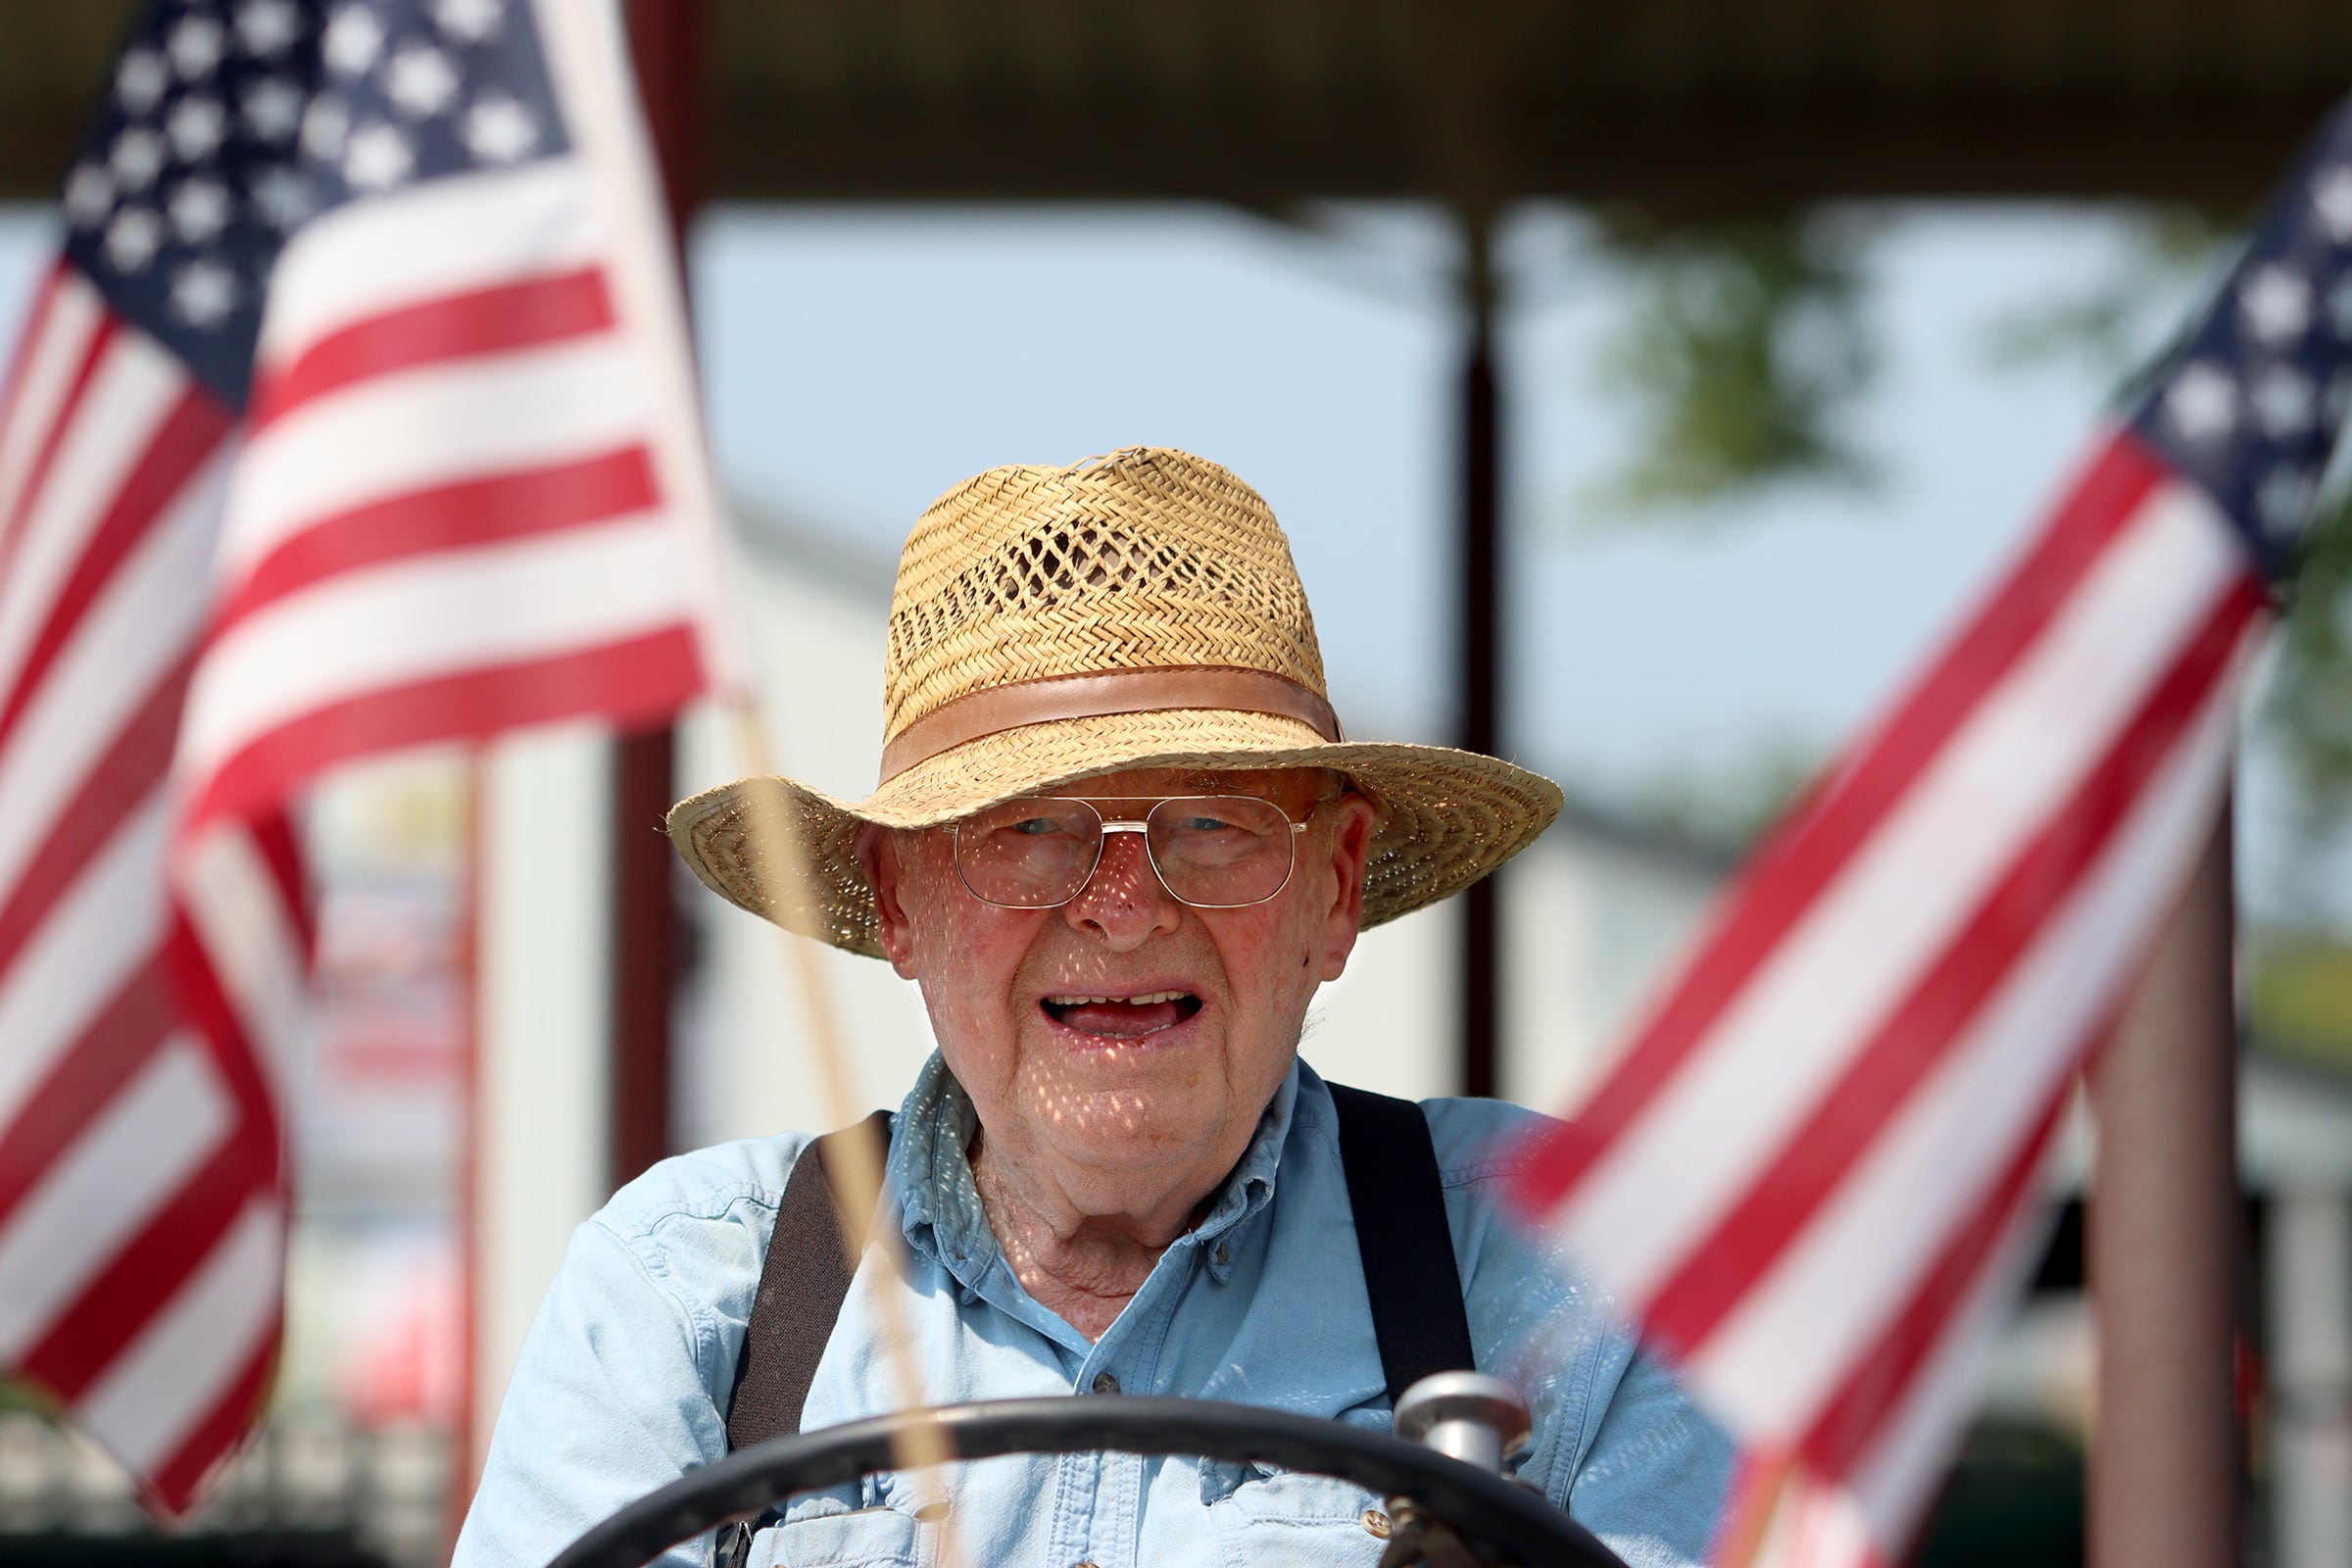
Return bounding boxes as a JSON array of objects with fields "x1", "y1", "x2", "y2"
[{"x1": 1062, "y1": 825, "x2": 1182, "y2": 949}]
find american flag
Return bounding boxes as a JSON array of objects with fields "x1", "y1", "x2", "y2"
[
  {"x1": 1508, "y1": 104, "x2": 2352, "y2": 1564},
  {"x1": 0, "y1": 0, "x2": 731, "y2": 1514}
]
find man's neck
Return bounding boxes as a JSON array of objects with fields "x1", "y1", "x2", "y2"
[{"x1": 967, "y1": 1129, "x2": 1225, "y2": 1342}]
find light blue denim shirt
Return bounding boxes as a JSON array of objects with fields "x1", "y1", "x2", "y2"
[{"x1": 456, "y1": 1055, "x2": 1732, "y2": 1568}]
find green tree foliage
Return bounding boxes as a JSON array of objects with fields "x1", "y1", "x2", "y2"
[
  {"x1": 1592, "y1": 213, "x2": 1877, "y2": 505},
  {"x1": 1593, "y1": 205, "x2": 2352, "y2": 854}
]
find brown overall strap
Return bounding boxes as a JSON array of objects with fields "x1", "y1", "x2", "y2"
[{"x1": 724, "y1": 1110, "x2": 893, "y2": 1451}]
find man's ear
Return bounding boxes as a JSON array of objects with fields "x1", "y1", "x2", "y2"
[
  {"x1": 1312, "y1": 794, "x2": 1380, "y2": 983},
  {"x1": 855, "y1": 823, "x2": 921, "y2": 979}
]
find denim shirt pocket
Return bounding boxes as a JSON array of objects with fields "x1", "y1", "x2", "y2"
[
  {"x1": 1208, "y1": 1461, "x2": 1390, "y2": 1568},
  {"x1": 747, "y1": 1504, "x2": 925, "y2": 1568}
]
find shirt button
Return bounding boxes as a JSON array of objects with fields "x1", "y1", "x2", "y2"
[
  {"x1": 1214, "y1": 1242, "x2": 1230, "y2": 1266},
  {"x1": 1361, "y1": 1507, "x2": 1394, "y2": 1539},
  {"x1": 1091, "y1": 1371, "x2": 1120, "y2": 1395}
]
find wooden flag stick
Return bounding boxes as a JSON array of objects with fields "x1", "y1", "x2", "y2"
[
  {"x1": 720, "y1": 703, "x2": 968, "y2": 1564},
  {"x1": 2088, "y1": 797, "x2": 2241, "y2": 1568}
]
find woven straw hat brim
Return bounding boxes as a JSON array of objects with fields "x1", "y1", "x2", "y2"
[{"x1": 667, "y1": 709, "x2": 1565, "y2": 958}]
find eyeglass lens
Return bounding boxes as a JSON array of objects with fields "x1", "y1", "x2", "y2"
[{"x1": 954, "y1": 796, "x2": 1299, "y2": 908}]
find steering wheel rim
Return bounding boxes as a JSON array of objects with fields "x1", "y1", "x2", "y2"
[{"x1": 546, "y1": 1396, "x2": 1630, "y2": 1568}]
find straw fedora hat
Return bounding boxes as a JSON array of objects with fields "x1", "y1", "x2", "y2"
[{"x1": 667, "y1": 446, "x2": 1564, "y2": 957}]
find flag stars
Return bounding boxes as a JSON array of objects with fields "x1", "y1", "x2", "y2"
[
  {"x1": 168, "y1": 178, "x2": 233, "y2": 244},
  {"x1": 2237, "y1": 266, "x2": 2311, "y2": 346},
  {"x1": 169, "y1": 261, "x2": 239, "y2": 328},
  {"x1": 109, "y1": 129, "x2": 168, "y2": 192},
  {"x1": 463, "y1": 95, "x2": 538, "y2": 162},
  {"x1": 2250, "y1": 366, "x2": 2316, "y2": 438},
  {"x1": 251, "y1": 166, "x2": 314, "y2": 230},
  {"x1": 434, "y1": 0, "x2": 505, "y2": 43},
  {"x1": 243, "y1": 76, "x2": 305, "y2": 142},
  {"x1": 167, "y1": 96, "x2": 228, "y2": 161},
  {"x1": 2315, "y1": 167, "x2": 2352, "y2": 244},
  {"x1": 2164, "y1": 362, "x2": 2237, "y2": 443},
  {"x1": 234, "y1": 0, "x2": 304, "y2": 57},
  {"x1": 302, "y1": 97, "x2": 352, "y2": 160},
  {"x1": 2256, "y1": 467, "x2": 2315, "y2": 538},
  {"x1": 103, "y1": 208, "x2": 164, "y2": 272},
  {"x1": 323, "y1": 6, "x2": 387, "y2": 75},
  {"x1": 64, "y1": 165, "x2": 114, "y2": 229},
  {"x1": 386, "y1": 46, "x2": 461, "y2": 118},
  {"x1": 344, "y1": 123, "x2": 415, "y2": 190},
  {"x1": 116, "y1": 49, "x2": 170, "y2": 115},
  {"x1": 167, "y1": 15, "x2": 227, "y2": 79}
]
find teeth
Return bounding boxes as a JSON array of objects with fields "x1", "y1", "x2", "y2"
[{"x1": 1045, "y1": 990, "x2": 1190, "y2": 1006}]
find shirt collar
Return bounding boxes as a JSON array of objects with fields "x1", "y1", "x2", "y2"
[{"x1": 889, "y1": 1051, "x2": 1302, "y2": 1284}]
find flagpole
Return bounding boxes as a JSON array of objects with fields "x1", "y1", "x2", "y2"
[
  {"x1": 608, "y1": 0, "x2": 713, "y2": 1188},
  {"x1": 2088, "y1": 793, "x2": 2242, "y2": 1568},
  {"x1": 1455, "y1": 210, "x2": 1502, "y2": 1101}
]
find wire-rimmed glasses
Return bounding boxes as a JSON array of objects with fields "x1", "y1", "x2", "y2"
[{"x1": 951, "y1": 795, "x2": 1314, "y2": 909}]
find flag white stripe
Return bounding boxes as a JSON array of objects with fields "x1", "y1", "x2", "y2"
[
  {"x1": 0, "y1": 790, "x2": 170, "y2": 1131},
  {"x1": 0, "y1": 1035, "x2": 234, "y2": 1359},
  {"x1": 0, "y1": 274, "x2": 104, "y2": 536},
  {"x1": 1841, "y1": 1185, "x2": 2061, "y2": 1545},
  {"x1": 179, "y1": 513, "x2": 690, "y2": 780},
  {"x1": 0, "y1": 331, "x2": 189, "y2": 705},
  {"x1": 175, "y1": 823, "x2": 306, "y2": 1106},
  {"x1": 1752, "y1": 1475, "x2": 1878, "y2": 1568},
  {"x1": 0, "y1": 451, "x2": 226, "y2": 909},
  {"x1": 254, "y1": 161, "x2": 603, "y2": 368},
  {"x1": 75, "y1": 1196, "x2": 281, "y2": 1475},
  {"x1": 1692, "y1": 623, "x2": 2248, "y2": 1433},
  {"x1": 219, "y1": 334, "x2": 651, "y2": 581},
  {"x1": 1548, "y1": 485, "x2": 2245, "y2": 1304}
]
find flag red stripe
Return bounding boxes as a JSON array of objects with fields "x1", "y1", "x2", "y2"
[
  {"x1": 181, "y1": 624, "x2": 705, "y2": 834},
  {"x1": 210, "y1": 443, "x2": 662, "y2": 632},
  {"x1": 245, "y1": 808, "x2": 311, "y2": 957},
  {"x1": 0, "y1": 657, "x2": 186, "y2": 975},
  {"x1": 1639, "y1": 574, "x2": 2264, "y2": 1351},
  {"x1": 1509, "y1": 434, "x2": 2171, "y2": 1213},
  {"x1": 17, "y1": 1126, "x2": 273, "y2": 1400},
  {"x1": 0, "y1": 312, "x2": 120, "y2": 584},
  {"x1": 0, "y1": 963, "x2": 174, "y2": 1224},
  {"x1": 141, "y1": 1307, "x2": 281, "y2": 1515},
  {"x1": 0, "y1": 389, "x2": 228, "y2": 752},
  {"x1": 0, "y1": 263, "x2": 67, "y2": 472},
  {"x1": 21, "y1": 911, "x2": 282, "y2": 1399},
  {"x1": 248, "y1": 267, "x2": 615, "y2": 430},
  {"x1": 1798, "y1": 1087, "x2": 2071, "y2": 1480}
]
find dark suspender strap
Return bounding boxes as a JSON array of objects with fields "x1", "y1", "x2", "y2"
[
  {"x1": 1326, "y1": 1081, "x2": 1476, "y2": 1409},
  {"x1": 725, "y1": 1110, "x2": 894, "y2": 1452}
]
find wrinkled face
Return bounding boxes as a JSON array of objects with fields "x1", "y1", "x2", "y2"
[{"x1": 858, "y1": 766, "x2": 1379, "y2": 1198}]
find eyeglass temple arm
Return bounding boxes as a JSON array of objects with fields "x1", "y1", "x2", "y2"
[{"x1": 1096, "y1": 822, "x2": 1310, "y2": 836}]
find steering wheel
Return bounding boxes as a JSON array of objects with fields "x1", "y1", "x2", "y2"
[{"x1": 547, "y1": 1396, "x2": 1630, "y2": 1568}]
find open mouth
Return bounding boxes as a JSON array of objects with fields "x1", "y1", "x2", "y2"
[{"x1": 1040, "y1": 990, "x2": 1204, "y2": 1039}]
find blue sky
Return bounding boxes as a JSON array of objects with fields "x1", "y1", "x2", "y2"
[
  {"x1": 683, "y1": 202, "x2": 2177, "y2": 776},
  {"x1": 3, "y1": 199, "x2": 2334, "y2": 922}
]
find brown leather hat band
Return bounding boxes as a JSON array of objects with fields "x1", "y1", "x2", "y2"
[{"x1": 878, "y1": 665, "x2": 1344, "y2": 784}]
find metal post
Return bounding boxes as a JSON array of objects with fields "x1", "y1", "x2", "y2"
[
  {"x1": 2088, "y1": 803, "x2": 2242, "y2": 1568},
  {"x1": 1455, "y1": 216, "x2": 1500, "y2": 1100},
  {"x1": 610, "y1": 0, "x2": 710, "y2": 1188},
  {"x1": 2267, "y1": 1187, "x2": 2352, "y2": 1568}
]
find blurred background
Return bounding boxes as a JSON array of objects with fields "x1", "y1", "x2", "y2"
[{"x1": 5, "y1": 2, "x2": 2352, "y2": 1565}]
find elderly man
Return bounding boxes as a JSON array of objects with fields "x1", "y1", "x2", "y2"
[{"x1": 455, "y1": 449, "x2": 1732, "y2": 1567}]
